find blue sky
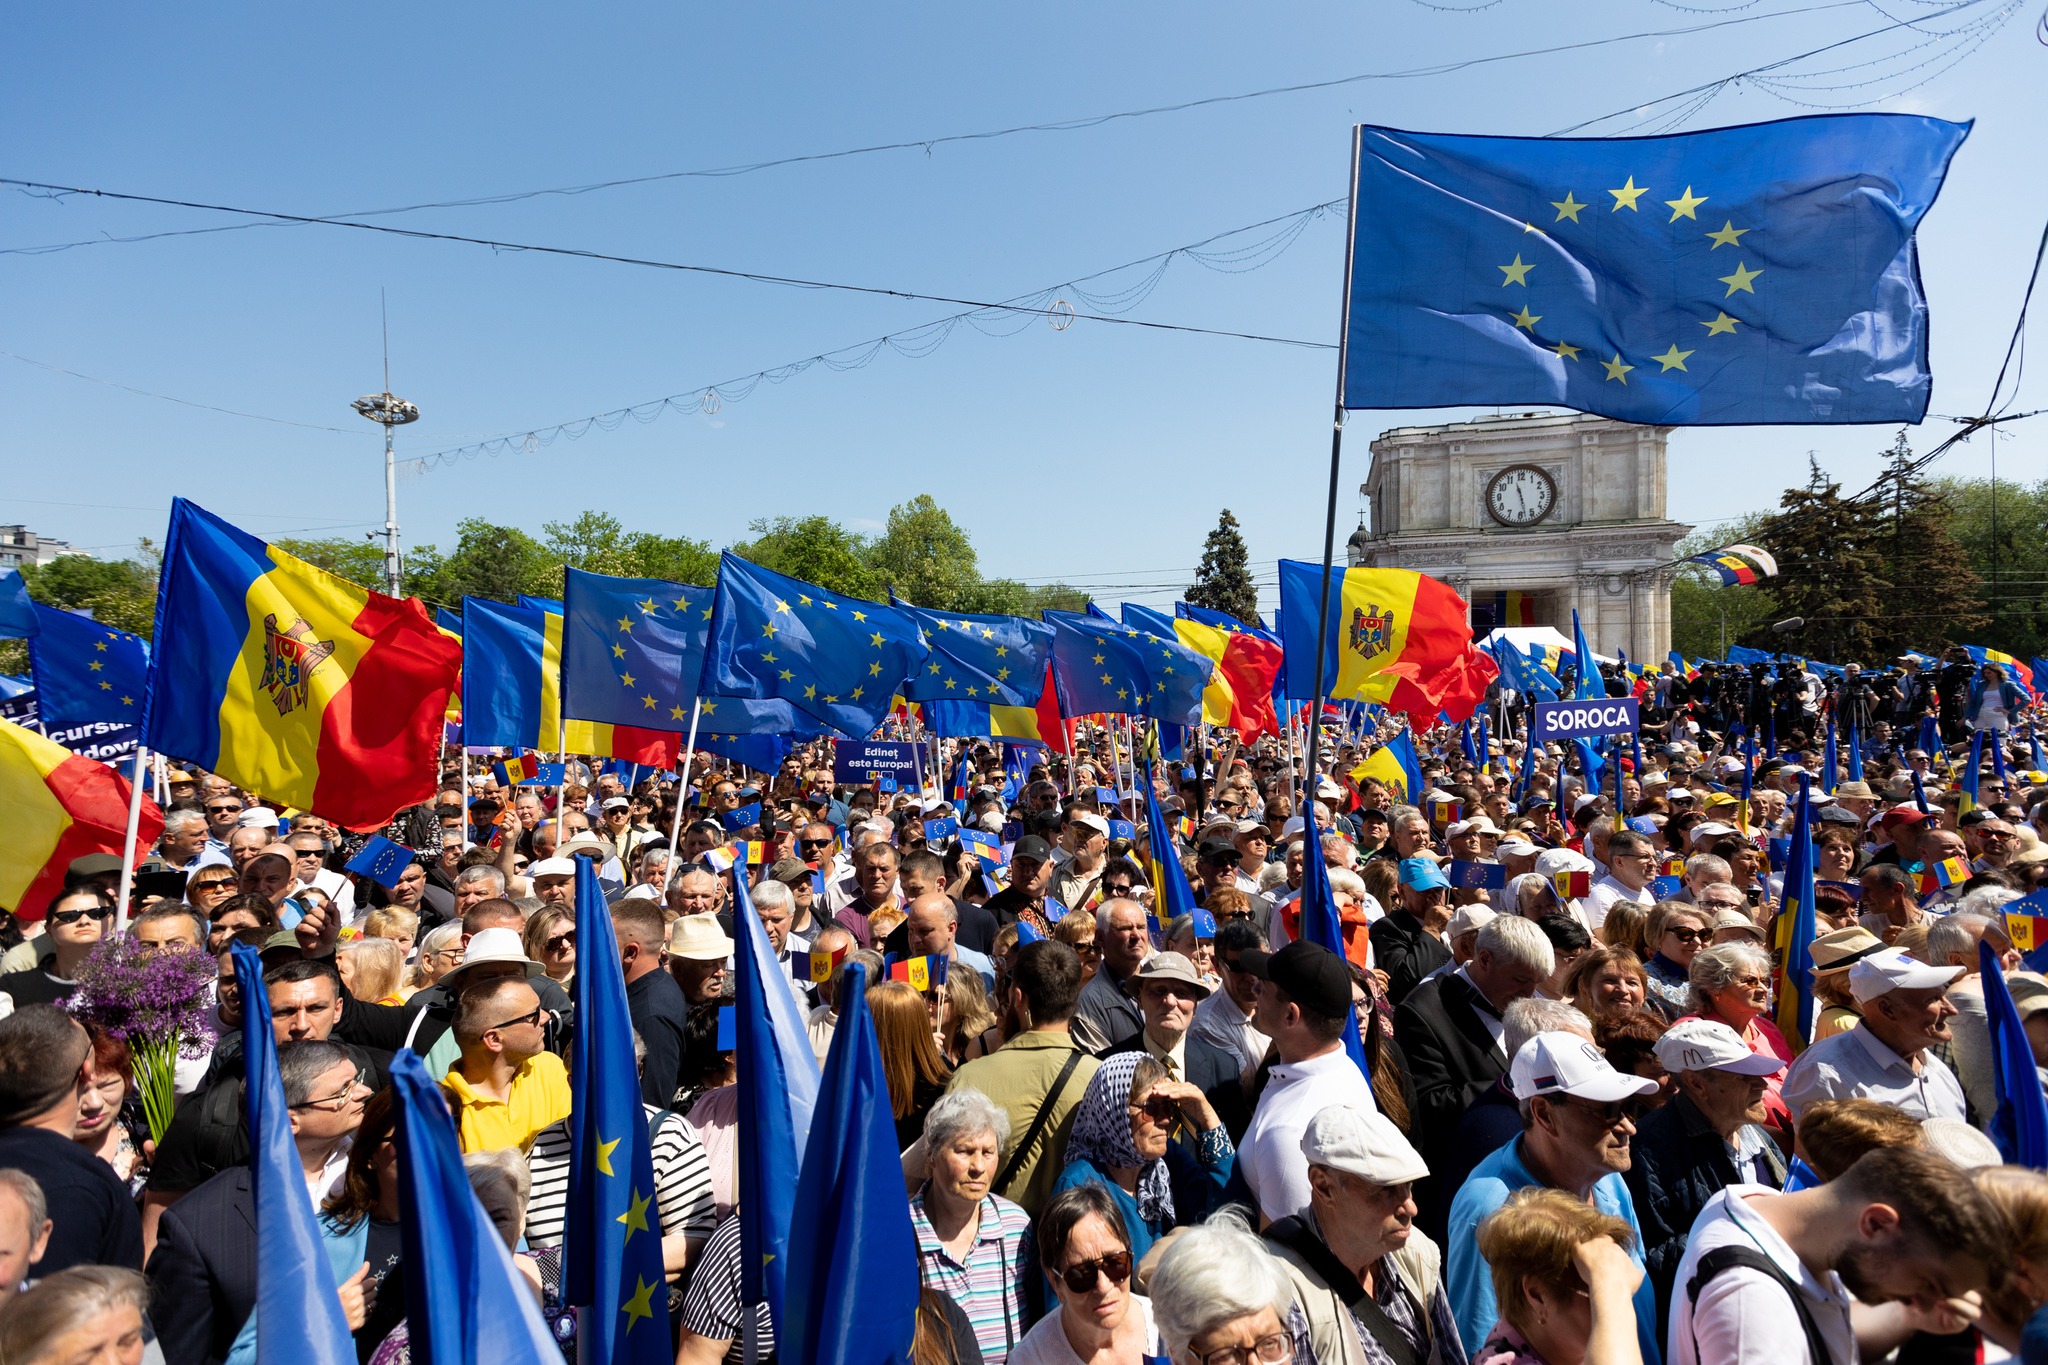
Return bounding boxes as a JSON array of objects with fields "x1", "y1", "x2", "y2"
[{"x1": 5, "y1": 0, "x2": 2041, "y2": 616}]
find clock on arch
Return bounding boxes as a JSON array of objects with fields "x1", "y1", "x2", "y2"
[{"x1": 1484, "y1": 464, "x2": 1558, "y2": 527}]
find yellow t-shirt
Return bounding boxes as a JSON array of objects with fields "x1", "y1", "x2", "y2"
[
  {"x1": 1812, "y1": 1004, "x2": 1861, "y2": 1043},
  {"x1": 443, "y1": 1051, "x2": 573, "y2": 1154}
]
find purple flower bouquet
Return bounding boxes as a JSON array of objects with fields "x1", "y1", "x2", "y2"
[{"x1": 65, "y1": 936, "x2": 217, "y2": 1142}]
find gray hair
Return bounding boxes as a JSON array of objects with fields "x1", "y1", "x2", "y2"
[
  {"x1": 163, "y1": 808, "x2": 209, "y2": 836},
  {"x1": 1955, "y1": 886, "x2": 2023, "y2": 920},
  {"x1": 1507, "y1": 872, "x2": 1555, "y2": 917},
  {"x1": 1686, "y1": 942, "x2": 1772, "y2": 1015},
  {"x1": 456, "y1": 865, "x2": 506, "y2": 894},
  {"x1": 1503, "y1": 998, "x2": 1591, "y2": 1059},
  {"x1": 276, "y1": 1039, "x2": 353, "y2": 1107},
  {"x1": 1328, "y1": 867, "x2": 1367, "y2": 903},
  {"x1": 751, "y1": 879, "x2": 794, "y2": 914},
  {"x1": 417, "y1": 921, "x2": 463, "y2": 958},
  {"x1": 1095, "y1": 900, "x2": 1147, "y2": 935},
  {"x1": 1148, "y1": 1212, "x2": 1296, "y2": 1357},
  {"x1": 923, "y1": 1086, "x2": 1012, "y2": 1155},
  {"x1": 1684, "y1": 853, "x2": 1732, "y2": 883},
  {"x1": 1926, "y1": 911, "x2": 2001, "y2": 968},
  {"x1": 1477, "y1": 916, "x2": 1556, "y2": 977},
  {"x1": 0, "y1": 1168, "x2": 47, "y2": 1231}
]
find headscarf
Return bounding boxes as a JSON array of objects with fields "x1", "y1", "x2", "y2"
[{"x1": 1063, "y1": 1051, "x2": 1175, "y2": 1228}]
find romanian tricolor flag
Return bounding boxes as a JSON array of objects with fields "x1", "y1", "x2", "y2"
[
  {"x1": 1122, "y1": 603, "x2": 1283, "y2": 741},
  {"x1": 460, "y1": 597, "x2": 678, "y2": 769},
  {"x1": 923, "y1": 663, "x2": 1069, "y2": 752},
  {"x1": 1277, "y1": 560, "x2": 1498, "y2": 722},
  {"x1": 1486, "y1": 590, "x2": 1538, "y2": 628},
  {"x1": 145, "y1": 500, "x2": 461, "y2": 831},
  {"x1": 0, "y1": 718, "x2": 162, "y2": 919}
]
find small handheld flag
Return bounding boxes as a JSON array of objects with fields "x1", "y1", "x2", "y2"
[
  {"x1": 1447, "y1": 860, "x2": 1506, "y2": 890},
  {"x1": 887, "y1": 955, "x2": 951, "y2": 990},
  {"x1": 960, "y1": 828, "x2": 1008, "y2": 870},
  {"x1": 1014, "y1": 920, "x2": 1046, "y2": 945},
  {"x1": 2006, "y1": 892, "x2": 2048, "y2": 971},
  {"x1": 1651, "y1": 875, "x2": 1684, "y2": 899},
  {"x1": 923, "y1": 816, "x2": 960, "y2": 843},
  {"x1": 721, "y1": 802, "x2": 763, "y2": 831},
  {"x1": 729, "y1": 841, "x2": 770, "y2": 866},
  {"x1": 493, "y1": 754, "x2": 538, "y2": 787},
  {"x1": 808, "y1": 944, "x2": 849, "y2": 984},
  {"x1": 344, "y1": 835, "x2": 415, "y2": 891},
  {"x1": 1107, "y1": 818, "x2": 1136, "y2": 843},
  {"x1": 1428, "y1": 798, "x2": 1462, "y2": 830},
  {"x1": 1917, "y1": 857, "x2": 1970, "y2": 896},
  {"x1": 1552, "y1": 869, "x2": 1591, "y2": 899}
]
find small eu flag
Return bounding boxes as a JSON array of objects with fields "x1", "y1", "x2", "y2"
[
  {"x1": 1448, "y1": 859, "x2": 1507, "y2": 890},
  {"x1": 27, "y1": 604, "x2": 151, "y2": 731},
  {"x1": 721, "y1": 802, "x2": 762, "y2": 831},
  {"x1": 344, "y1": 835, "x2": 414, "y2": 891},
  {"x1": 701, "y1": 553, "x2": 929, "y2": 736},
  {"x1": 1342, "y1": 115, "x2": 1969, "y2": 425}
]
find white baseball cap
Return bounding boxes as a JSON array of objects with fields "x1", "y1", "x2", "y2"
[
  {"x1": 527, "y1": 857, "x2": 577, "y2": 881},
  {"x1": 1848, "y1": 947, "x2": 1966, "y2": 1003},
  {"x1": 1496, "y1": 836, "x2": 1539, "y2": 857},
  {"x1": 1300, "y1": 1104, "x2": 1430, "y2": 1186},
  {"x1": 1070, "y1": 812, "x2": 1111, "y2": 839},
  {"x1": 1446, "y1": 817, "x2": 1504, "y2": 839},
  {"x1": 238, "y1": 807, "x2": 281, "y2": 830},
  {"x1": 1653, "y1": 1019, "x2": 1787, "y2": 1076},
  {"x1": 1510, "y1": 1031, "x2": 1659, "y2": 1103},
  {"x1": 1447, "y1": 905, "x2": 1498, "y2": 940},
  {"x1": 1533, "y1": 848, "x2": 1595, "y2": 879}
]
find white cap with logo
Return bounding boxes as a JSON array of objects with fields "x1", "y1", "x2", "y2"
[
  {"x1": 1848, "y1": 947, "x2": 1966, "y2": 1004},
  {"x1": 1653, "y1": 1019, "x2": 1787, "y2": 1076},
  {"x1": 1509, "y1": 1031, "x2": 1660, "y2": 1103}
]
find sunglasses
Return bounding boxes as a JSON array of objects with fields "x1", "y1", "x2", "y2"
[
  {"x1": 800, "y1": 839, "x2": 834, "y2": 850},
  {"x1": 1132, "y1": 1094, "x2": 1180, "y2": 1124},
  {"x1": 544, "y1": 932, "x2": 576, "y2": 954},
  {"x1": 50, "y1": 906, "x2": 113, "y2": 926},
  {"x1": 1057, "y1": 1249, "x2": 1132, "y2": 1295},
  {"x1": 484, "y1": 1005, "x2": 545, "y2": 1033},
  {"x1": 207, "y1": 804, "x2": 243, "y2": 815},
  {"x1": 1559, "y1": 1095, "x2": 1646, "y2": 1127},
  {"x1": 1665, "y1": 927, "x2": 1708, "y2": 944}
]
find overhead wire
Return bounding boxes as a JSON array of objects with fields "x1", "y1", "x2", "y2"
[{"x1": 0, "y1": 350, "x2": 359, "y2": 433}]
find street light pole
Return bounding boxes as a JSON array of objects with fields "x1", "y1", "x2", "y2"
[{"x1": 351, "y1": 295, "x2": 419, "y2": 598}]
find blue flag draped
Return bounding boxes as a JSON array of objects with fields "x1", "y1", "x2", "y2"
[
  {"x1": 388, "y1": 1050, "x2": 558, "y2": 1365},
  {"x1": 1295, "y1": 801, "x2": 1368, "y2": 1073},
  {"x1": 733, "y1": 863, "x2": 822, "y2": 1335},
  {"x1": 27, "y1": 603, "x2": 151, "y2": 730},
  {"x1": 1340, "y1": 115, "x2": 1970, "y2": 424},
  {"x1": 1046, "y1": 610, "x2": 1206, "y2": 726},
  {"x1": 1569, "y1": 611, "x2": 1606, "y2": 794},
  {"x1": 565, "y1": 861, "x2": 672, "y2": 1364},
  {"x1": 230, "y1": 944, "x2": 356, "y2": 1365},
  {"x1": 782, "y1": 963, "x2": 921, "y2": 1365},
  {"x1": 1140, "y1": 761, "x2": 1199, "y2": 925},
  {"x1": 0, "y1": 571, "x2": 37, "y2": 640},
  {"x1": 892, "y1": 598, "x2": 1053, "y2": 706},
  {"x1": 1982, "y1": 939, "x2": 2048, "y2": 1168}
]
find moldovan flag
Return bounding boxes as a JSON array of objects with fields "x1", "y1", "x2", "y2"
[
  {"x1": 1278, "y1": 560, "x2": 1497, "y2": 722},
  {"x1": 144, "y1": 499, "x2": 461, "y2": 832},
  {"x1": 0, "y1": 717, "x2": 162, "y2": 919}
]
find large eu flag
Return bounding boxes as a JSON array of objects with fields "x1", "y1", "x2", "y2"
[
  {"x1": 1046, "y1": 610, "x2": 1205, "y2": 726},
  {"x1": 27, "y1": 604, "x2": 150, "y2": 730},
  {"x1": 892, "y1": 598, "x2": 1053, "y2": 707},
  {"x1": 1343, "y1": 115, "x2": 1969, "y2": 424}
]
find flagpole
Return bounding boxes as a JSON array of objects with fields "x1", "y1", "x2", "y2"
[
  {"x1": 665, "y1": 700, "x2": 703, "y2": 893},
  {"x1": 114, "y1": 744, "x2": 148, "y2": 933},
  {"x1": 1306, "y1": 125, "x2": 1364, "y2": 801}
]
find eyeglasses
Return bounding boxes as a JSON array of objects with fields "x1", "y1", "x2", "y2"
[
  {"x1": 1056, "y1": 1249, "x2": 1132, "y2": 1295},
  {"x1": 293, "y1": 849, "x2": 324, "y2": 860},
  {"x1": 1665, "y1": 926, "x2": 1708, "y2": 944},
  {"x1": 1071, "y1": 942, "x2": 1100, "y2": 959},
  {"x1": 485, "y1": 1005, "x2": 544, "y2": 1033},
  {"x1": 206, "y1": 804, "x2": 243, "y2": 815},
  {"x1": 49, "y1": 906, "x2": 113, "y2": 926},
  {"x1": 800, "y1": 838, "x2": 834, "y2": 851},
  {"x1": 1558, "y1": 1095, "x2": 1645, "y2": 1127},
  {"x1": 1131, "y1": 1094, "x2": 1180, "y2": 1124},
  {"x1": 544, "y1": 932, "x2": 576, "y2": 954},
  {"x1": 290, "y1": 1069, "x2": 369, "y2": 1111},
  {"x1": 1195, "y1": 1335, "x2": 1295, "y2": 1365}
]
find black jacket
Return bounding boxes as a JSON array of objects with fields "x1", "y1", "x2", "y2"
[
  {"x1": 1395, "y1": 970, "x2": 1509, "y2": 1149},
  {"x1": 1370, "y1": 912, "x2": 1450, "y2": 1006},
  {"x1": 627, "y1": 966, "x2": 692, "y2": 1109},
  {"x1": 0, "y1": 1125, "x2": 141, "y2": 1276},
  {"x1": 1622, "y1": 1090, "x2": 1788, "y2": 1338},
  {"x1": 147, "y1": 1165, "x2": 258, "y2": 1365}
]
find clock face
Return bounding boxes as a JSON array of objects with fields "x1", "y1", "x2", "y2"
[{"x1": 1486, "y1": 465, "x2": 1558, "y2": 527}]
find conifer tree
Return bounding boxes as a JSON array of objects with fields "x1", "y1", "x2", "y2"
[
  {"x1": 1870, "y1": 432, "x2": 1985, "y2": 655},
  {"x1": 1186, "y1": 510, "x2": 1260, "y2": 626},
  {"x1": 1743, "y1": 458, "x2": 1890, "y2": 663}
]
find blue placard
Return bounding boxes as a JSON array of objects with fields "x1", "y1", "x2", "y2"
[
  {"x1": 1107, "y1": 819, "x2": 1136, "y2": 843},
  {"x1": 1651, "y1": 874, "x2": 1685, "y2": 898},
  {"x1": 834, "y1": 740, "x2": 926, "y2": 788},
  {"x1": 721, "y1": 802, "x2": 762, "y2": 831},
  {"x1": 345, "y1": 834, "x2": 415, "y2": 891},
  {"x1": 924, "y1": 816, "x2": 960, "y2": 842},
  {"x1": 1447, "y1": 859, "x2": 1507, "y2": 890},
  {"x1": 715, "y1": 1005, "x2": 735, "y2": 1050},
  {"x1": 1531, "y1": 697, "x2": 1640, "y2": 742},
  {"x1": 1817, "y1": 879, "x2": 1863, "y2": 903}
]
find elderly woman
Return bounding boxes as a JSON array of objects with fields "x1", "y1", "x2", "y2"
[
  {"x1": 1509, "y1": 873, "x2": 1561, "y2": 919},
  {"x1": 183, "y1": 865, "x2": 241, "y2": 922},
  {"x1": 1009, "y1": 1185, "x2": 1167, "y2": 1365},
  {"x1": 1164, "y1": 911, "x2": 1219, "y2": 988},
  {"x1": 1677, "y1": 942, "x2": 1791, "y2": 1130},
  {"x1": 1639, "y1": 902, "x2": 1709, "y2": 1019},
  {"x1": 400, "y1": 921, "x2": 464, "y2": 1001},
  {"x1": 337, "y1": 936, "x2": 406, "y2": 1005},
  {"x1": 911, "y1": 1089, "x2": 1034, "y2": 1365},
  {"x1": 1051, "y1": 1053, "x2": 1234, "y2": 1270},
  {"x1": 0, "y1": 1266, "x2": 153, "y2": 1365},
  {"x1": 1149, "y1": 1219, "x2": 1307, "y2": 1365},
  {"x1": 1564, "y1": 947, "x2": 1649, "y2": 1022},
  {"x1": 361, "y1": 906, "x2": 418, "y2": 961},
  {"x1": 1472, "y1": 1189, "x2": 1644, "y2": 1365}
]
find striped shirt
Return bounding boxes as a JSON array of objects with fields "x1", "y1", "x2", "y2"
[
  {"x1": 523, "y1": 1104, "x2": 717, "y2": 1250},
  {"x1": 910, "y1": 1190, "x2": 1034, "y2": 1365},
  {"x1": 679, "y1": 1213, "x2": 775, "y2": 1362}
]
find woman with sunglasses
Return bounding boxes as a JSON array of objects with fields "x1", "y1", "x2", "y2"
[
  {"x1": 0, "y1": 888, "x2": 113, "y2": 1009},
  {"x1": 522, "y1": 906, "x2": 577, "y2": 992},
  {"x1": 184, "y1": 868, "x2": 241, "y2": 921},
  {"x1": 204, "y1": 893, "x2": 279, "y2": 956},
  {"x1": 1009, "y1": 1184, "x2": 1166, "y2": 1365},
  {"x1": 1050, "y1": 1054, "x2": 1234, "y2": 1275},
  {"x1": 1637, "y1": 903, "x2": 1709, "y2": 1021}
]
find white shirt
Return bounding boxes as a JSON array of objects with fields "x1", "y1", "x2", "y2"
[
  {"x1": 308, "y1": 867, "x2": 357, "y2": 923},
  {"x1": 1669, "y1": 1185, "x2": 1855, "y2": 1365},
  {"x1": 1190, "y1": 989, "x2": 1269, "y2": 1077},
  {"x1": 1584, "y1": 874, "x2": 1653, "y2": 930},
  {"x1": 1455, "y1": 964, "x2": 1507, "y2": 1052},
  {"x1": 1240, "y1": 1046, "x2": 1379, "y2": 1224},
  {"x1": 1780, "y1": 1017, "x2": 1968, "y2": 1122},
  {"x1": 1007, "y1": 1289, "x2": 1163, "y2": 1365}
]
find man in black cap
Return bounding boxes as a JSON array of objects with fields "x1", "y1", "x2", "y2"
[
  {"x1": 1237, "y1": 939, "x2": 1382, "y2": 1224},
  {"x1": 983, "y1": 835, "x2": 1062, "y2": 937}
]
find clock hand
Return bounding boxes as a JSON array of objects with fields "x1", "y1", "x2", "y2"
[{"x1": 1517, "y1": 487, "x2": 1527, "y2": 515}]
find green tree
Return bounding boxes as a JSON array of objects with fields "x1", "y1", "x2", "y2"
[
  {"x1": 869, "y1": 495, "x2": 979, "y2": 610},
  {"x1": 1933, "y1": 472, "x2": 2048, "y2": 661},
  {"x1": 406, "y1": 518, "x2": 555, "y2": 608},
  {"x1": 1185, "y1": 510, "x2": 1260, "y2": 626},
  {"x1": 273, "y1": 535, "x2": 391, "y2": 593},
  {"x1": 1867, "y1": 433, "x2": 1985, "y2": 655},
  {"x1": 729, "y1": 516, "x2": 879, "y2": 599},
  {"x1": 1669, "y1": 516, "x2": 1777, "y2": 660},
  {"x1": 1742, "y1": 458, "x2": 1890, "y2": 664},
  {"x1": 540, "y1": 512, "x2": 718, "y2": 590},
  {"x1": 21, "y1": 546, "x2": 160, "y2": 639}
]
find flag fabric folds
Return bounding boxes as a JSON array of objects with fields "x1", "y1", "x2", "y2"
[
  {"x1": 26, "y1": 605, "x2": 150, "y2": 731},
  {"x1": 230, "y1": 944, "x2": 357, "y2": 1365},
  {"x1": 0, "y1": 717, "x2": 160, "y2": 919},
  {"x1": 1127, "y1": 604, "x2": 1281, "y2": 741},
  {"x1": 893, "y1": 599, "x2": 1052, "y2": 707},
  {"x1": 562, "y1": 567, "x2": 795, "y2": 741},
  {"x1": 1046, "y1": 611, "x2": 1206, "y2": 726},
  {"x1": 0, "y1": 571, "x2": 36, "y2": 640},
  {"x1": 1482, "y1": 590, "x2": 1538, "y2": 628},
  {"x1": 1488, "y1": 639, "x2": 1561, "y2": 703},
  {"x1": 461, "y1": 595, "x2": 683, "y2": 767},
  {"x1": 1351, "y1": 730, "x2": 1425, "y2": 806},
  {"x1": 1175, "y1": 602, "x2": 1277, "y2": 642},
  {"x1": 387, "y1": 1050, "x2": 560, "y2": 1365},
  {"x1": 1139, "y1": 761, "x2": 1199, "y2": 926},
  {"x1": 702, "y1": 553, "x2": 928, "y2": 737},
  {"x1": 145, "y1": 499, "x2": 462, "y2": 830},
  {"x1": 1980, "y1": 939, "x2": 2048, "y2": 1167},
  {"x1": 1277, "y1": 560, "x2": 1496, "y2": 722},
  {"x1": 922, "y1": 663, "x2": 1066, "y2": 745},
  {"x1": 1340, "y1": 115, "x2": 1970, "y2": 424},
  {"x1": 782, "y1": 962, "x2": 921, "y2": 1365},
  {"x1": 732, "y1": 863, "x2": 822, "y2": 1336},
  {"x1": 1294, "y1": 801, "x2": 1369, "y2": 1072},
  {"x1": 1771, "y1": 774, "x2": 1819, "y2": 1051},
  {"x1": 1689, "y1": 544, "x2": 1779, "y2": 585},
  {"x1": 564, "y1": 861, "x2": 672, "y2": 1365}
]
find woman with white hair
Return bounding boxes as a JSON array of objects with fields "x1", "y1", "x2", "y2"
[
  {"x1": 1148, "y1": 1217, "x2": 1307, "y2": 1365},
  {"x1": 913, "y1": 1089, "x2": 1033, "y2": 1365}
]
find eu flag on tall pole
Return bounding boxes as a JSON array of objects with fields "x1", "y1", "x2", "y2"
[
  {"x1": 1294, "y1": 801, "x2": 1368, "y2": 1073},
  {"x1": 26, "y1": 605, "x2": 151, "y2": 731},
  {"x1": 1046, "y1": 610, "x2": 1206, "y2": 727},
  {"x1": 732, "y1": 863, "x2": 821, "y2": 1338},
  {"x1": 1140, "y1": 761, "x2": 1198, "y2": 925},
  {"x1": 1981, "y1": 939, "x2": 2048, "y2": 1167},
  {"x1": 1569, "y1": 610, "x2": 1606, "y2": 794},
  {"x1": 564, "y1": 861, "x2": 671, "y2": 1365},
  {"x1": 893, "y1": 598, "x2": 1053, "y2": 707},
  {"x1": 701, "y1": 553, "x2": 929, "y2": 736},
  {"x1": 782, "y1": 963, "x2": 921, "y2": 1365},
  {"x1": 230, "y1": 944, "x2": 356, "y2": 1365},
  {"x1": 1771, "y1": 774, "x2": 1819, "y2": 1052},
  {"x1": 1341, "y1": 116, "x2": 1970, "y2": 424}
]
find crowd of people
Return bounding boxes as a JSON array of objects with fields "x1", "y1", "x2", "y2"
[{"x1": 3, "y1": 646, "x2": 2048, "y2": 1365}]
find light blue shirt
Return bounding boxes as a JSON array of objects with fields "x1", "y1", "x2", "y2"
[
  {"x1": 956, "y1": 945, "x2": 997, "y2": 993},
  {"x1": 1445, "y1": 1135, "x2": 1663, "y2": 1365}
]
